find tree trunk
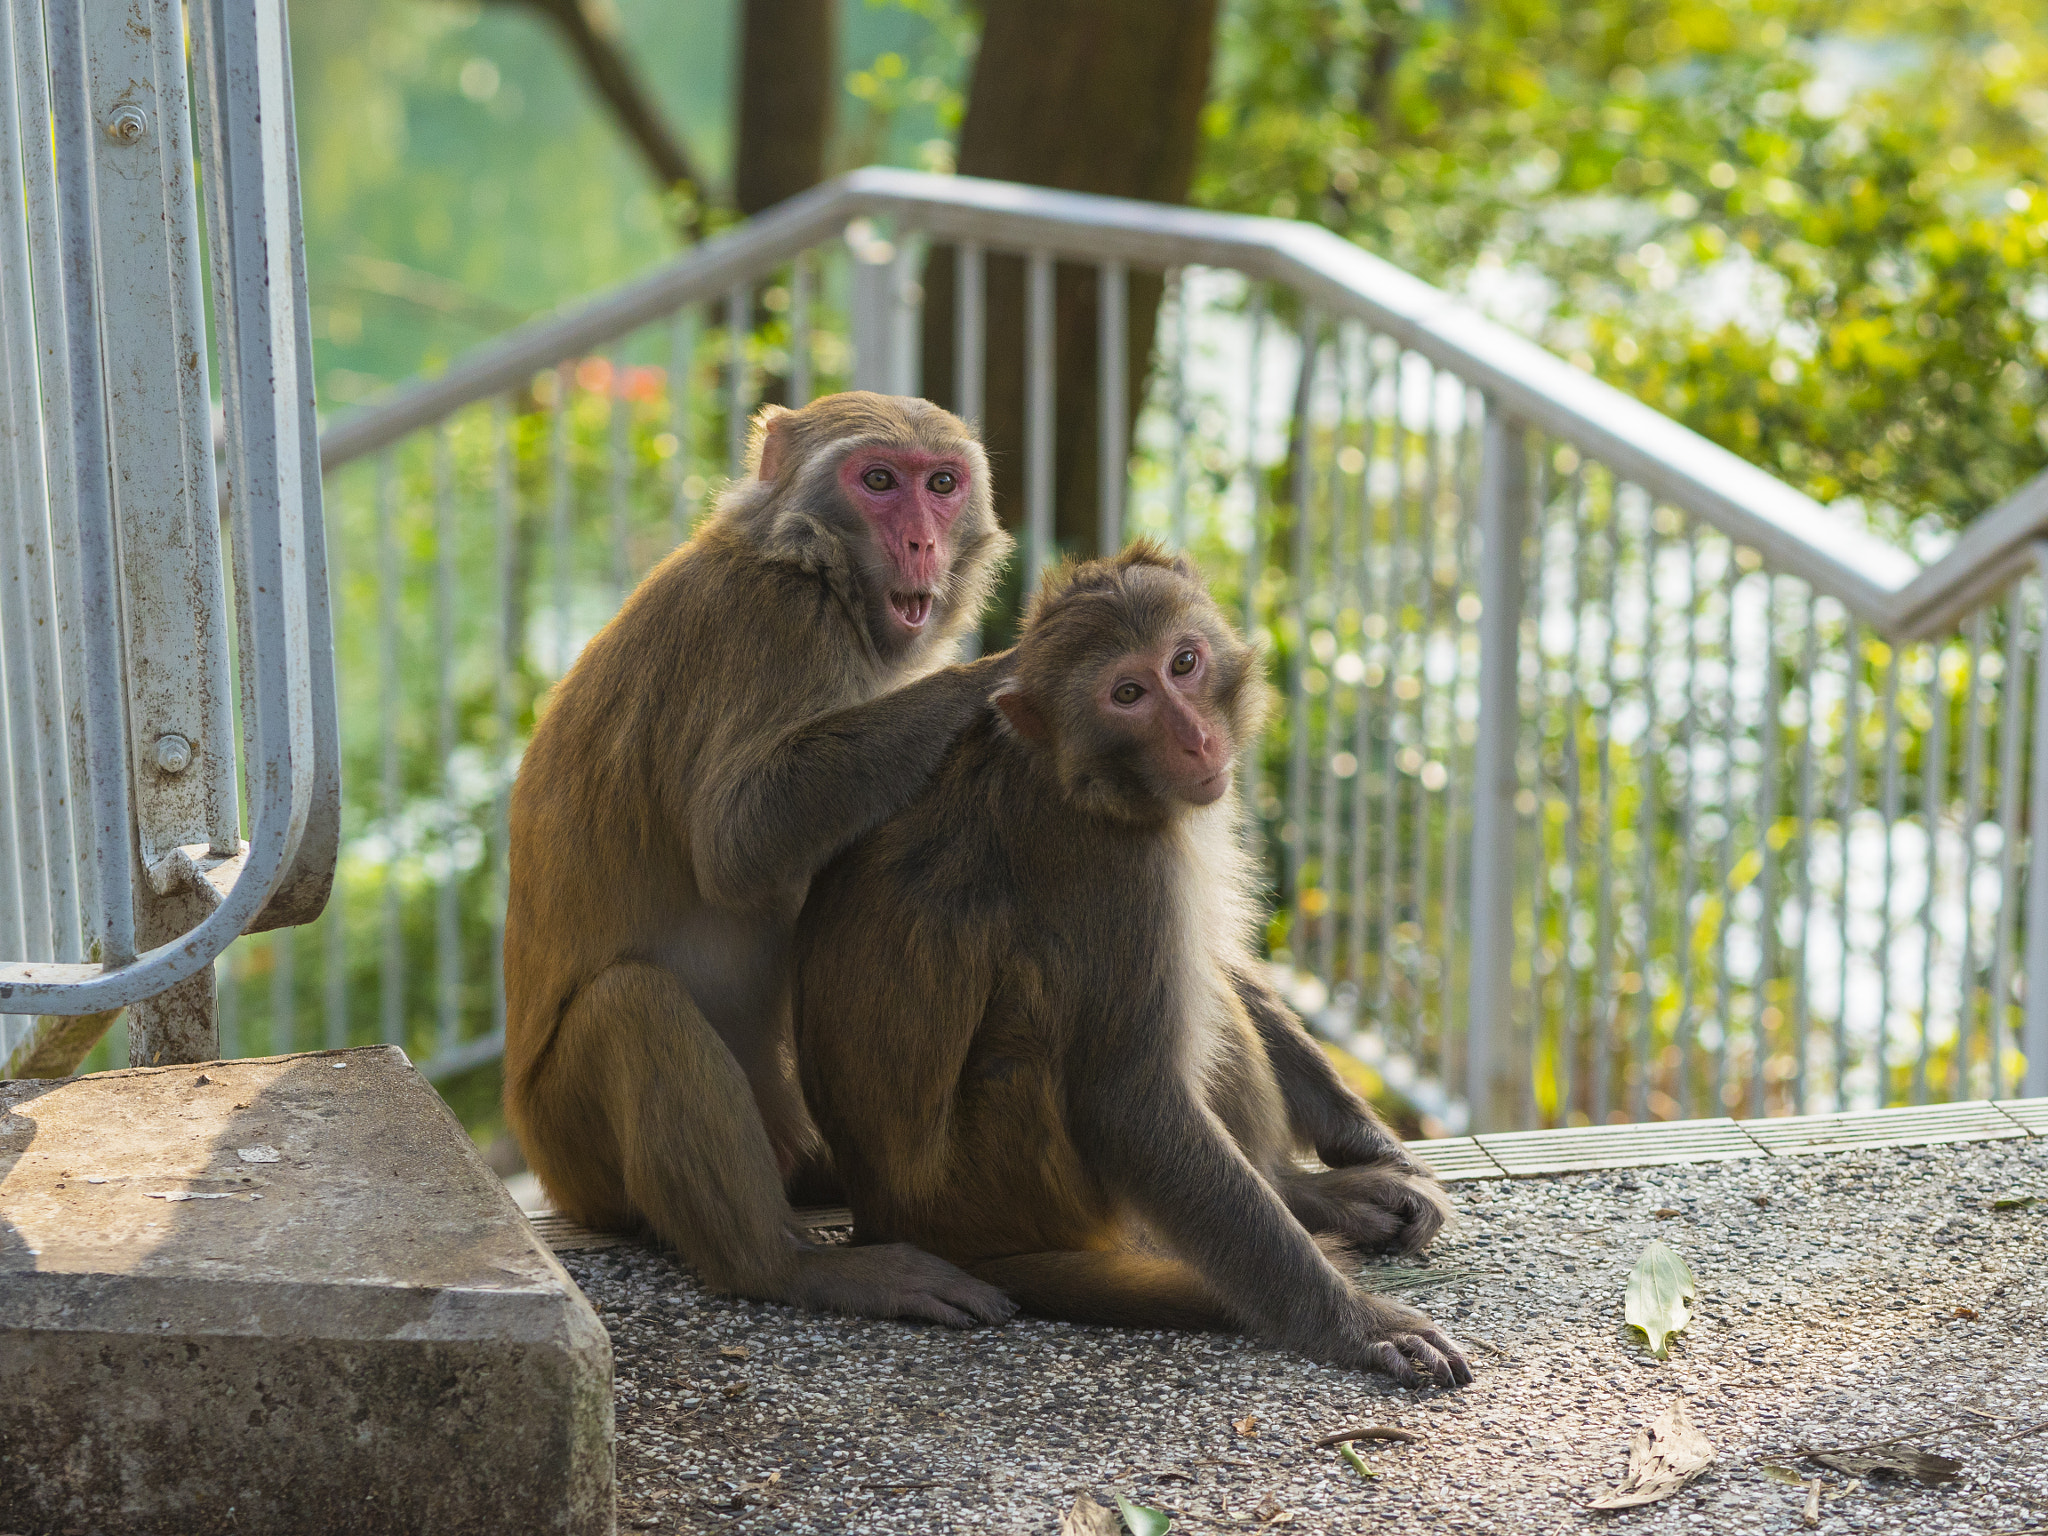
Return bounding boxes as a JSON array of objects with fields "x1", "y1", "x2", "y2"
[
  {"x1": 735, "y1": 0, "x2": 837, "y2": 215},
  {"x1": 920, "y1": 0, "x2": 1219, "y2": 622}
]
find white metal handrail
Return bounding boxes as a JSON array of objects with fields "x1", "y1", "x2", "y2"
[
  {"x1": 0, "y1": 0, "x2": 334, "y2": 1062},
  {"x1": 322, "y1": 168, "x2": 2048, "y2": 642}
]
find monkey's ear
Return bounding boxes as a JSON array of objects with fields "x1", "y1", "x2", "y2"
[
  {"x1": 991, "y1": 683, "x2": 1049, "y2": 743},
  {"x1": 750, "y1": 404, "x2": 796, "y2": 481}
]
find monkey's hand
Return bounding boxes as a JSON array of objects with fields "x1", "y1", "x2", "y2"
[
  {"x1": 1279, "y1": 1163, "x2": 1450, "y2": 1255},
  {"x1": 1349, "y1": 1295, "x2": 1472, "y2": 1389},
  {"x1": 1312, "y1": 1113, "x2": 1420, "y2": 1172}
]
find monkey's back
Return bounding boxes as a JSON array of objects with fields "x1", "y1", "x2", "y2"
[{"x1": 504, "y1": 521, "x2": 880, "y2": 1091}]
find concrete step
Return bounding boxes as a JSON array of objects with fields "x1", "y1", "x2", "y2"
[{"x1": 0, "y1": 1046, "x2": 612, "y2": 1535}]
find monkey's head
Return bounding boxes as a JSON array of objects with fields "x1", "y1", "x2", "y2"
[
  {"x1": 994, "y1": 542, "x2": 1268, "y2": 825},
  {"x1": 731, "y1": 392, "x2": 1011, "y2": 661}
]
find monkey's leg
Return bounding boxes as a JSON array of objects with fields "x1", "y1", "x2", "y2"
[
  {"x1": 968, "y1": 1251, "x2": 1237, "y2": 1333},
  {"x1": 545, "y1": 963, "x2": 1016, "y2": 1327},
  {"x1": 1275, "y1": 1165, "x2": 1450, "y2": 1255}
]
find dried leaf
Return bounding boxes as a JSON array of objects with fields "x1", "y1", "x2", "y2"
[
  {"x1": 1803, "y1": 1478, "x2": 1820, "y2": 1526},
  {"x1": 1624, "y1": 1239, "x2": 1697, "y2": 1358},
  {"x1": 720, "y1": 1345, "x2": 751, "y2": 1360},
  {"x1": 1253, "y1": 1492, "x2": 1293, "y2": 1525},
  {"x1": 1233, "y1": 1415, "x2": 1259, "y2": 1437},
  {"x1": 235, "y1": 1145, "x2": 281, "y2": 1163},
  {"x1": 1992, "y1": 1194, "x2": 2039, "y2": 1210},
  {"x1": 1808, "y1": 1449, "x2": 1960, "y2": 1483},
  {"x1": 1060, "y1": 1495, "x2": 1121, "y2": 1536},
  {"x1": 1758, "y1": 1464, "x2": 1807, "y2": 1485},
  {"x1": 1339, "y1": 1444, "x2": 1377, "y2": 1480},
  {"x1": 1114, "y1": 1493, "x2": 1171, "y2": 1536},
  {"x1": 1315, "y1": 1424, "x2": 1419, "y2": 1447},
  {"x1": 1954, "y1": 1306, "x2": 1979, "y2": 1321},
  {"x1": 1587, "y1": 1400, "x2": 1715, "y2": 1510},
  {"x1": 1653, "y1": 1207, "x2": 1682, "y2": 1219}
]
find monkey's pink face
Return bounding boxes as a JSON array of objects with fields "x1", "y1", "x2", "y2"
[
  {"x1": 1098, "y1": 633, "x2": 1235, "y2": 806},
  {"x1": 837, "y1": 448, "x2": 972, "y2": 637}
]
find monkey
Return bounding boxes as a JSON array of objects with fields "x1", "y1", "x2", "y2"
[
  {"x1": 504, "y1": 391, "x2": 1022, "y2": 1328},
  {"x1": 792, "y1": 542, "x2": 1470, "y2": 1387}
]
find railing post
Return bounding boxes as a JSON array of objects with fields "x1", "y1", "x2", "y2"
[
  {"x1": 848, "y1": 221, "x2": 893, "y2": 394},
  {"x1": 1466, "y1": 404, "x2": 1528, "y2": 1132},
  {"x1": 2023, "y1": 544, "x2": 2048, "y2": 1096}
]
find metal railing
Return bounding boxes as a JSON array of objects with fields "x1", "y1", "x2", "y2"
[
  {"x1": 0, "y1": 0, "x2": 335, "y2": 1076},
  {"x1": 131, "y1": 167, "x2": 2048, "y2": 1129}
]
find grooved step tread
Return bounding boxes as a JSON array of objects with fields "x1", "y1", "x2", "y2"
[{"x1": 519, "y1": 1101, "x2": 2047, "y2": 1251}]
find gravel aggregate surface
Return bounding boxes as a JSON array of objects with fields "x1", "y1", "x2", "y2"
[{"x1": 564, "y1": 1137, "x2": 2048, "y2": 1535}]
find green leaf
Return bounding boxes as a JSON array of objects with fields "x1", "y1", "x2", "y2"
[
  {"x1": 1114, "y1": 1493, "x2": 1170, "y2": 1536},
  {"x1": 1624, "y1": 1238, "x2": 1696, "y2": 1358},
  {"x1": 1340, "y1": 1443, "x2": 1378, "y2": 1480},
  {"x1": 1992, "y1": 1194, "x2": 2039, "y2": 1211}
]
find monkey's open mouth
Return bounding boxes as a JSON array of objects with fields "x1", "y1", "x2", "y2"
[{"x1": 889, "y1": 591, "x2": 934, "y2": 628}]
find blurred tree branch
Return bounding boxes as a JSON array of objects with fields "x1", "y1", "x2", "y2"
[{"x1": 480, "y1": 0, "x2": 711, "y2": 239}]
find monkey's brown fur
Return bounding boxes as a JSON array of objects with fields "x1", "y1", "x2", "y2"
[
  {"x1": 794, "y1": 543, "x2": 1470, "y2": 1385},
  {"x1": 505, "y1": 392, "x2": 1019, "y2": 1326}
]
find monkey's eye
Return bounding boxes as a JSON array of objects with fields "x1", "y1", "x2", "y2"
[
  {"x1": 1112, "y1": 681, "x2": 1145, "y2": 706},
  {"x1": 861, "y1": 466, "x2": 897, "y2": 492},
  {"x1": 1171, "y1": 647, "x2": 1199, "y2": 676},
  {"x1": 927, "y1": 469, "x2": 958, "y2": 495}
]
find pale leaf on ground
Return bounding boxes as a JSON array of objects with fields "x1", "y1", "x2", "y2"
[
  {"x1": 1624, "y1": 1239, "x2": 1697, "y2": 1357},
  {"x1": 1114, "y1": 1492, "x2": 1171, "y2": 1536},
  {"x1": 1060, "y1": 1494, "x2": 1122, "y2": 1536},
  {"x1": 1587, "y1": 1399, "x2": 1716, "y2": 1510}
]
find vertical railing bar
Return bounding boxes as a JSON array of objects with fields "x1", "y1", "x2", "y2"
[
  {"x1": 1167, "y1": 268, "x2": 1191, "y2": 551},
  {"x1": 493, "y1": 399, "x2": 515, "y2": 1040},
  {"x1": 550, "y1": 364, "x2": 571, "y2": 675},
  {"x1": 1242, "y1": 288, "x2": 1267, "y2": 636},
  {"x1": 1096, "y1": 260, "x2": 1127, "y2": 559},
  {"x1": 0, "y1": 17, "x2": 75, "y2": 962},
  {"x1": 0, "y1": 233, "x2": 52, "y2": 966},
  {"x1": 1315, "y1": 335, "x2": 1355, "y2": 984},
  {"x1": 1437, "y1": 384, "x2": 1476, "y2": 1081},
  {"x1": 14, "y1": 0, "x2": 94, "y2": 950},
  {"x1": 1631, "y1": 492, "x2": 1661, "y2": 1123},
  {"x1": 434, "y1": 427, "x2": 459, "y2": 1058},
  {"x1": 954, "y1": 241, "x2": 984, "y2": 426},
  {"x1": 323, "y1": 897, "x2": 346, "y2": 1049},
  {"x1": 888, "y1": 235, "x2": 919, "y2": 397},
  {"x1": 1375, "y1": 347, "x2": 1404, "y2": 1036},
  {"x1": 218, "y1": 943, "x2": 238, "y2": 1058},
  {"x1": 788, "y1": 252, "x2": 813, "y2": 408},
  {"x1": 1672, "y1": 523, "x2": 1701, "y2": 1117},
  {"x1": 1518, "y1": 442, "x2": 1545, "y2": 1130},
  {"x1": 669, "y1": 307, "x2": 696, "y2": 545},
  {"x1": 1834, "y1": 618, "x2": 1862, "y2": 1110},
  {"x1": 1791, "y1": 590, "x2": 1820, "y2": 1114},
  {"x1": 1283, "y1": 319, "x2": 1319, "y2": 916},
  {"x1": 1876, "y1": 646, "x2": 1903, "y2": 1106},
  {"x1": 1024, "y1": 249, "x2": 1055, "y2": 591},
  {"x1": 1915, "y1": 638, "x2": 1948, "y2": 1104},
  {"x1": 1465, "y1": 401, "x2": 1527, "y2": 1132},
  {"x1": 1754, "y1": 572, "x2": 1784, "y2": 1117},
  {"x1": 1347, "y1": 337, "x2": 1381, "y2": 996},
  {"x1": 2020, "y1": 554, "x2": 2048, "y2": 1096},
  {"x1": 1590, "y1": 471, "x2": 1620, "y2": 1123},
  {"x1": 1558, "y1": 464, "x2": 1588, "y2": 1121},
  {"x1": 1413, "y1": 368, "x2": 1442, "y2": 1062},
  {"x1": 376, "y1": 451, "x2": 402, "y2": 1047},
  {"x1": 1991, "y1": 592, "x2": 2026, "y2": 1101},
  {"x1": 34, "y1": 0, "x2": 122, "y2": 963},
  {"x1": 1711, "y1": 551, "x2": 1739, "y2": 1115},
  {"x1": 726, "y1": 282, "x2": 748, "y2": 478},
  {"x1": 608, "y1": 349, "x2": 630, "y2": 599},
  {"x1": 271, "y1": 928, "x2": 295, "y2": 1052},
  {"x1": 1956, "y1": 609, "x2": 1988, "y2": 1098}
]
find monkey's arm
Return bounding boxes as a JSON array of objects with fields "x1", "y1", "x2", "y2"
[
  {"x1": 695, "y1": 651, "x2": 1012, "y2": 908},
  {"x1": 1065, "y1": 1014, "x2": 1462, "y2": 1386},
  {"x1": 1229, "y1": 966, "x2": 1415, "y2": 1170}
]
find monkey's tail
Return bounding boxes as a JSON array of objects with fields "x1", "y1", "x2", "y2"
[{"x1": 968, "y1": 1250, "x2": 1237, "y2": 1333}]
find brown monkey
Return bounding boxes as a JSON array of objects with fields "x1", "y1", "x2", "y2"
[
  {"x1": 793, "y1": 542, "x2": 1469, "y2": 1386},
  {"x1": 505, "y1": 392, "x2": 1020, "y2": 1327}
]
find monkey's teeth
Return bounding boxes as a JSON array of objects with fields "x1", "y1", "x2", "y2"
[{"x1": 891, "y1": 592, "x2": 933, "y2": 627}]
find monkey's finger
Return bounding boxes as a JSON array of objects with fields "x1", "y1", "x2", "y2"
[
  {"x1": 1412, "y1": 1327, "x2": 1474, "y2": 1386},
  {"x1": 1391, "y1": 1333, "x2": 1461, "y2": 1389},
  {"x1": 1364, "y1": 1340, "x2": 1426, "y2": 1389}
]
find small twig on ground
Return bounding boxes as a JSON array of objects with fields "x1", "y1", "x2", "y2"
[
  {"x1": 1314, "y1": 1425, "x2": 1420, "y2": 1447},
  {"x1": 1786, "y1": 1421, "x2": 1991, "y2": 1456},
  {"x1": 856, "y1": 1481, "x2": 942, "y2": 1492},
  {"x1": 1999, "y1": 1418, "x2": 2048, "y2": 1443}
]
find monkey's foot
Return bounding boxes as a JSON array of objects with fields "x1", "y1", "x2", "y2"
[
  {"x1": 1346, "y1": 1299, "x2": 1472, "y2": 1388},
  {"x1": 1280, "y1": 1164, "x2": 1450, "y2": 1254},
  {"x1": 787, "y1": 1242, "x2": 1019, "y2": 1329}
]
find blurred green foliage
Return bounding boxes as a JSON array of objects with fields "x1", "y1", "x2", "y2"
[{"x1": 1196, "y1": 0, "x2": 2048, "y2": 533}]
